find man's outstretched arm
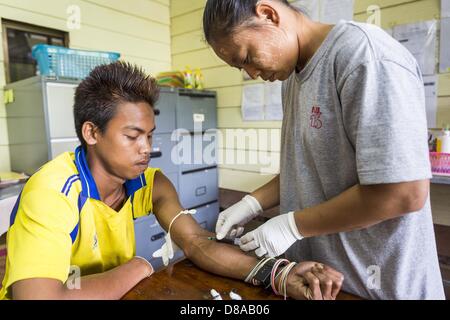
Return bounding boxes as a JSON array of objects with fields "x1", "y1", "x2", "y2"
[{"x1": 152, "y1": 172, "x2": 344, "y2": 299}]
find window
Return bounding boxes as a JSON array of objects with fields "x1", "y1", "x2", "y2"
[{"x1": 2, "y1": 19, "x2": 69, "y2": 83}]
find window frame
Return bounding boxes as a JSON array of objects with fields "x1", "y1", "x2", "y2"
[{"x1": 1, "y1": 18, "x2": 69, "y2": 83}]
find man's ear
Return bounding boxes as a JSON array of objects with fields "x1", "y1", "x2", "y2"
[
  {"x1": 255, "y1": 1, "x2": 280, "y2": 25},
  {"x1": 81, "y1": 121, "x2": 99, "y2": 146}
]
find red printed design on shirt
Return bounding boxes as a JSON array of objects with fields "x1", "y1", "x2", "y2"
[{"x1": 310, "y1": 106, "x2": 322, "y2": 129}]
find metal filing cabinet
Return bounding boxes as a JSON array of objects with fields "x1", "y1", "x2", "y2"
[
  {"x1": 176, "y1": 91, "x2": 217, "y2": 131},
  {"x1": 194, "y1": 201, "x2": 220, "y2": 231},
  {"x1": 149, "y1": 88, "x2": 178, "y2": 191},
  {"x1": 175, "y1": 88, "x2": 218, "y2": 215},
  {"x1": 135, "y1": 88, "x2": 220, "y2": 271},
  {"x1": 149, "y1": 133, "x2": 179, "y2": 191},
  {"x1": 178, "y1": 130, "x2": 217, "y2": 173},
  {"x1": 4, "y1": 76, "x2": 80, "y2": 175},
  {"x1": 153, "y1": 89, "x2": 177, "y2": 134},
  {"x1": 179, "y1": 168, "x2": 219, "y2": 209}
]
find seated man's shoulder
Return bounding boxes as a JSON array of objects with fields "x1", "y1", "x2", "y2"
[
  {"x1": 134, "y1": 167, "x2": 161, "y2": 202},
  {"x1": 143, "y1": 167, "x2": 161, "y2": 185},
  {"x1": 25, "y1": 152, "x2": 80, "y2": 201},
  {"x1": 10, "y1": 153, "x2": 79, "y2": 231}
]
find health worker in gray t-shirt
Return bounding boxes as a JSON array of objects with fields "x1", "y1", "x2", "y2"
[{"x1": 203, "y1": 0, "x2": 445, "y2": 300}]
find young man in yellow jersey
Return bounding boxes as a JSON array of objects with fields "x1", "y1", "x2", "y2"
[{"x1": 0, "y1": 62, "x2": 343, "y2": 300}]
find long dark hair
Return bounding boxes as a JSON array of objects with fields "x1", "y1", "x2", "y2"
[{"x1": 203, "y1": 0, "x2": 298, "y2": 44}]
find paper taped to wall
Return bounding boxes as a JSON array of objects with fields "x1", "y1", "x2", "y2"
[
  {"x1": 443, "y1": 0, "x2": 450, "y2": 18},
  {"x1": 291, "y1": 0, "x2": 353, "y2": 24},
  {"x1": 264, "y1": 81, "x2": 283, "y2": 121},
  {"x1": 242, "y1": 81, "x2": 284, "y2": 121},
  {"x1": 393, "y1": 20, "x2": 437, "y2": 76},
  {"x1": 242, "y1": 84, "x2": 265, "y2": 121},
  {"x1": 440, "y1": 18, "x2": 450, "y2": 73},
  {"x1": 320, "y1": 0, "x2": 354, "y2": 24},
  {"x1": 291, "y1": 0, "x2": 320, "y2": 21}
]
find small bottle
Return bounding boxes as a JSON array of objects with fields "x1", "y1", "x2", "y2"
[
  {"x1": 184, "y1": 66, "x2": 194, "y2": 89},
  {"x1": 441, "y1": 126, "x2": 450, "y2": 154},
  {"x1": 194, "y1": 68, "x2": 204, "y2": 90}
]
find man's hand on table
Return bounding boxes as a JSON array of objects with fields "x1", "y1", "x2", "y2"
[{"x1": 286, "y1": 262, "x2": 344, "y2": 300}]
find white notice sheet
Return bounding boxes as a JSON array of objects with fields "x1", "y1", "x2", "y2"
[
  {"x1": 320, "y1": 0, "x2": 354, "y2": 24},
  {"x1": 440, "y1": 18, "x2": 450, "y2": 73},
  {"x1": 242, "y1": 83, "x2": 265, "y2": 121},
  {"x1": 264, "y1": 81, "x2": 282, "y2": 106},
  {"x1": 443, "y1": 0, "x2": 450, "y2": 18},
  {"x1": 264, "y1": 81, "x2": 283, "y2": 121},
  {"x1": 393, "y1": 20, "x2": 437, "y2": 75},
  {"x1": 291, "y1": 0, "x2": 320, "y2": 21}
]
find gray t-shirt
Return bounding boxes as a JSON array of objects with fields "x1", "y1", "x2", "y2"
[{"x1": 280, "y1": 20, "x2": 444, "y2": 300}]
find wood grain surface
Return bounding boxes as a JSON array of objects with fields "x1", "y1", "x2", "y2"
[{"x1": 122, "y1": 259, "x2": 361, "y2": 300}]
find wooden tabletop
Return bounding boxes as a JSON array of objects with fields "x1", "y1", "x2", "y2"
[{"x1": 122, "y1": 259, "x2": 361, "y2": 300}]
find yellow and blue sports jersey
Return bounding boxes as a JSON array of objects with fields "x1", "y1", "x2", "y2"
[{"x1": 0, "y1": 146, "x2": 160, "y2": 299}]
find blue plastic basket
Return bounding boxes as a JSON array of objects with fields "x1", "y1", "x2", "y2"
[{"x1": 32, "y1": 44, "x2": 120, "y2": 79}]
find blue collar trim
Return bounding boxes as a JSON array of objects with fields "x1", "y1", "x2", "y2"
[
  {"x1": 74, "y1": 146, "x2": 146, "y2": 200},
  {"x1": 124, "y1": 173, "x2": 147, "y2": 197}
]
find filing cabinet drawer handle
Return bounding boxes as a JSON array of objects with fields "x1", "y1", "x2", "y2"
[
  {"x1": 151, "y1": 232, "x2": 165, "y2": 242},
  {"x1": 179, "y1": 92, "x2": 214, "y2": 98},
  {"x1": 195, "y1": 186, "x2": 207, "y2": 196},
  {"x1": 154, "y1": 109, "x2": 161, "y2": 116},
  {"x1": 150, "y1": 151, "x2": 162, "y2": 159}
]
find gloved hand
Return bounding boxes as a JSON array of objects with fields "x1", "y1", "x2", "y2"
[
  {"x1": 215, "y1": 195, "x2": 263, "y2": 240},
  {"x1": 239, "y1": 211, "x2": 303, "y2": 258}
]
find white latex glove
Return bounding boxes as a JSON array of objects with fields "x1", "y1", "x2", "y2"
[
  {"x1": 215, "y1": 195, "x2": 263, "y2": 240},
  {"x1": 152, "y1": 209, "x2": 196, "y2": 266},
  {"x1": 239, "y1": 211, "x2": 303, "y2": 258},
  {"x1": 152, "y1": 233, "x2": 180, "y2": 266}
]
